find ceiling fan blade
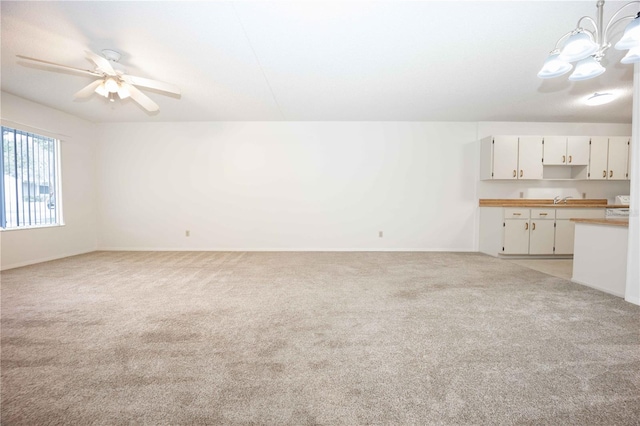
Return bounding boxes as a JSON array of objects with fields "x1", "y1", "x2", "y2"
[
  {"x1": 121, "y1": 74, "x2": 181, "y2": 95},
  {"x1": 74, "y1": 80, "x2": 104, "y2": 99},
  {"x1": 123, "y1": 82, "x2": 159, "y2": 112},
  {"x1": 85, "y1": 50, "x2": 116, "y2": 76},
  {"x1": 16, "y1": 55, "x2": 102, "y2": 77}
]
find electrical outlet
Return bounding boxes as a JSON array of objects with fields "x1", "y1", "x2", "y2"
[
  {"x1": 379, "y1": 231, "x2": 383, "y2": 238},
  {"x1": 582, "y1": 193, "x2": 586, "y2": 199},
  {"x1": 519, "y1": 192, "x2": 524, "y2": 198},
  {"x1": 185, "y1": 230, "x2": 190, "y2": 237}
]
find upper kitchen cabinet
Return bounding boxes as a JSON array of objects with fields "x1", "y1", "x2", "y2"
[
  {"x1": 517, "y1": 136, "x2": 544, "y2": 179},
  {"x1": 608, "y1": 137, "x2": 630, "y2": 180},
  {"x1": 543, "y1": 136, "x2": 590, "y2": 166},
  {"x1": 588, "y1": 136, "x2": 630, "y2": 181},
  {"x1": 480, "y1": 135, "x2": 630, "y2": 181},
  {"x1": 480, "y1": 136, "x2": 542, "y2": 180},
  {"x1": 481, "y1": 136, "x2": 518, "y2": 179}
]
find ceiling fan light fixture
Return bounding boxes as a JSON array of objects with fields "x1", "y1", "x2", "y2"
[
  {"x1": 615, "y1": 14, "x2": 640, "y2": 50},
  {"x1": 104, "y1": 78, "x2": 119, "y2": 93},
  {"x1": 537, "y1": 51, "x2": 573, "y2": 78},
  {"x1": 17, "y1": 49, "x2": 180, "y2": 113},
  {"x1": 585, "y1": 92, "x2": 616, "y2": 106},
  {"x1": 94, "y1": 81, "x2": 108, "y2": 97},
  {"x1": 568, "y1": 56, "x2": 605, "y2": 81},
  {"x1": 558, "y1": 31, "x2": 599, "y2": 62}
]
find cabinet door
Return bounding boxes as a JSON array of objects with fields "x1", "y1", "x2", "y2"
[
  {"x1": 518, "y1": 136, "x2": 544, "y2": 179},
  {"x1": 492, "y1": 136, "x2": 519, "y2": 179},
  {"x1": 608, "y1": 137, "x2": 629, "y2": 180},
  {"x1": 589, "y1": 136, "x2": 609, "y2": 180},
  {"x1": 529, "y1": 220, "x2": 555, "y2": 255},
  {"x1": 543, "y1": 136, "x2": 567, "y2": 165},
  {"x1": 589, "y1": 137, "x2": 609, "y2": 180},
  {"x1": 503, "y1": 220, "x2": 530, "y2": 254},
  {"x1": 567, "y1": 136, "x2": 590, "y2": 166},
  {"x1": 554, "y1": 219, "x2": 575, "y2": 255}
]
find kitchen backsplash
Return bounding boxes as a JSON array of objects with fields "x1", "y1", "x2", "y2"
[{"x1": 477, "y1": 180, "x2": 630, "y2": 204}]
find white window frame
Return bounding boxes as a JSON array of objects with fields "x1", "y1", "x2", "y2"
[{"x1": 1, "y1": 126, "x2": 64, "y2": 231}]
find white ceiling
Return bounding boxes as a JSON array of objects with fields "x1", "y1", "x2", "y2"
[{"x1": 1, "y1": 1, "x2": 637, "y2": 123}]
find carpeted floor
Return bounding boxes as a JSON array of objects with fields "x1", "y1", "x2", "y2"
[{"x1": 1, "y1": 251, "x2": 639, "y2": 425}]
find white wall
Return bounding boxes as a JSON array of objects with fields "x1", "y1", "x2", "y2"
[
  {"x1": 0, "y1": 92, "x2": 97, "y2": 270},
  {"x1": 97, "y1": 122, "x2": 479, "y2": 251},
  {"x1": 1, "y1": 94, "x2": 633, "y2": 260},
  {"x1": 477, "y1": 121, "x2": 632, "y2": 201}
]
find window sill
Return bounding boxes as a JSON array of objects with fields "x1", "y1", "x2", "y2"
[{"x1": 1, "y1": 223, "x2": 66, "y2": 232}]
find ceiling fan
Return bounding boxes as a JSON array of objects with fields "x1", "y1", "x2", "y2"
[{"x1": 16, "y1": 49, "x2": 180, "y2": 112}]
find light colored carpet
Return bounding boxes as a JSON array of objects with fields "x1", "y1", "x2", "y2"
[{"x1": 1, "y1": 251, "x2": 639, "y2": 425}]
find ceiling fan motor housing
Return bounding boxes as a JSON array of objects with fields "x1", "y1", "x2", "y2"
[{"x1": 101, "y1": 49, "x2": 121, "y2": 62}]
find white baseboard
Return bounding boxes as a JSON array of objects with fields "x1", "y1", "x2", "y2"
[
  {"x1": 624, "y1": 295, "x2": 640, "y2": 306},
  {"x1": 571, "y1": 278, "x2": 626, "y2": 299},
  {"x1": 1, "y1": 248, "x2": 476, "y2": 270},
  {"x1": 1, "y1": 249, "x2": 97, "y2": 271},
  {"x1": 97, "y1": 247, "x2": 475, "y2": 252}
]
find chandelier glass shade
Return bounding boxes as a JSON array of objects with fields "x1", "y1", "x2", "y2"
[
  {"x1": 621, "y1": 45, "x2": 640, "y2": 63},
  {"x1": 538, "y1": 1, "x2": 640, "y2": 81},
  {"x1": 569, "y1": 56, "x2": 606, "y2": 81},
  {"x1": 537, "y1": 52, "x2": 573, "y2": 78},
  {"x1": 615, "y1": 14, "x2": 640, "y2": 49},
  {"x1": 558, "y1": 31, "x2": 599, "y2": 62}
]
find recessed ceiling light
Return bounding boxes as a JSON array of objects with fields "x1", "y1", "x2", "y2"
[{"x1": 585, "y1": 92, "x2": 616, "y2": 106}]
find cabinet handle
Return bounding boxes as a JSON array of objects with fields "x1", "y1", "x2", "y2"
[
  {"x1": 539, "y1": 213, "x2": 548, "y2": 216},
  {"x1": 562, "y1": 155, "x2": 566, "y2": 163},
  {"x1": 603, "y1": 170, "x2": 607, "y2": 178},
  {"x1": 610, "y1": 170, "x2": 613, "y2": 178},
  {"x1": 525, "y1": 222, "x2": 529, "y2": 230},
  {"x1": 513, "y1": 170, "x2": 517, "y2": 178},
  {"x1": 532, "y1": 222, "x2": 536, "y2": 231},
  {"x1": 520, "y1": 170, "x2": 523, "y2": 178},
  {"x1": 568, "y1": 155, "x2": 572, "y2": 163},
  {"x1": 512, "y1": 213, "x2": 521, "y2": 216}
]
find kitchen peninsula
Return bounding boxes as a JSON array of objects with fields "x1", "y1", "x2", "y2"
[
  {"x1": 479, "y1": 198, "x2": 632, "y2": 300},
  {"x1": 571, "y1": 218, "x2": 629, "y2": 298}
]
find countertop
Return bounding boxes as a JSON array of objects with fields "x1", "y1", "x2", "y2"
[
  {"x1": 479, "y1": 199, "x2": 629, "y2": 209},
  {"x1": 571, "y1": 218, "x2": 629, "y2": 227}
]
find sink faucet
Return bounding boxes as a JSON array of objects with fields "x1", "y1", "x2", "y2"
[
  {"x1": 553, "y1": 196, "x2": 561, "y2": 204},
  {"x1": 562, "y1": 196, "x2": 573, "y2": 204}
]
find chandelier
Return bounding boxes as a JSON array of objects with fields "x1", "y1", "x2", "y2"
[{"x1": 538, "y1": 0, "x2": 640, "y2": 81}]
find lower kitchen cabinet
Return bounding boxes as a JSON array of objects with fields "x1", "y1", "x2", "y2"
[
  {"x1": 529, "y1": 219, "x2": 555, "y2": 255},
  {"x1": 503, "y1": 208, "x2": 555, "y2": 255},
  {"x1": 503, "y1": 219, "x2": 530, "y2": 254},
  {"x1": 479, "y1": 207, "x2": 606, "y2": 257}
]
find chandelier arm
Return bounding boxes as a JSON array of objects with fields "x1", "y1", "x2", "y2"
[
  {"x1": 552, "y1": 30, "x2": 577, "y2": 51},
  {"x1": 576, "y1": 16, "x2": 600, "y2": 43},
  {"x1": 603, "y1": 1, "x2": 640, "y2": 46}
]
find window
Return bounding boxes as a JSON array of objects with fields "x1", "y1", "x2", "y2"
[{"x1": 1, "y1": 126, "x2": 62, "y2": 229}]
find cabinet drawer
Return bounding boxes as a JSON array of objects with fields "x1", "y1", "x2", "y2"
[
  {"x1": 504, "y1": 208, "x2": 530, "y2": 219},
  {"x1": 531, "y1": 208, "x2": 555, "y2": 219},
  {"x1": 556, "y1": 208, "x2": 605, "y2": 219}
]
